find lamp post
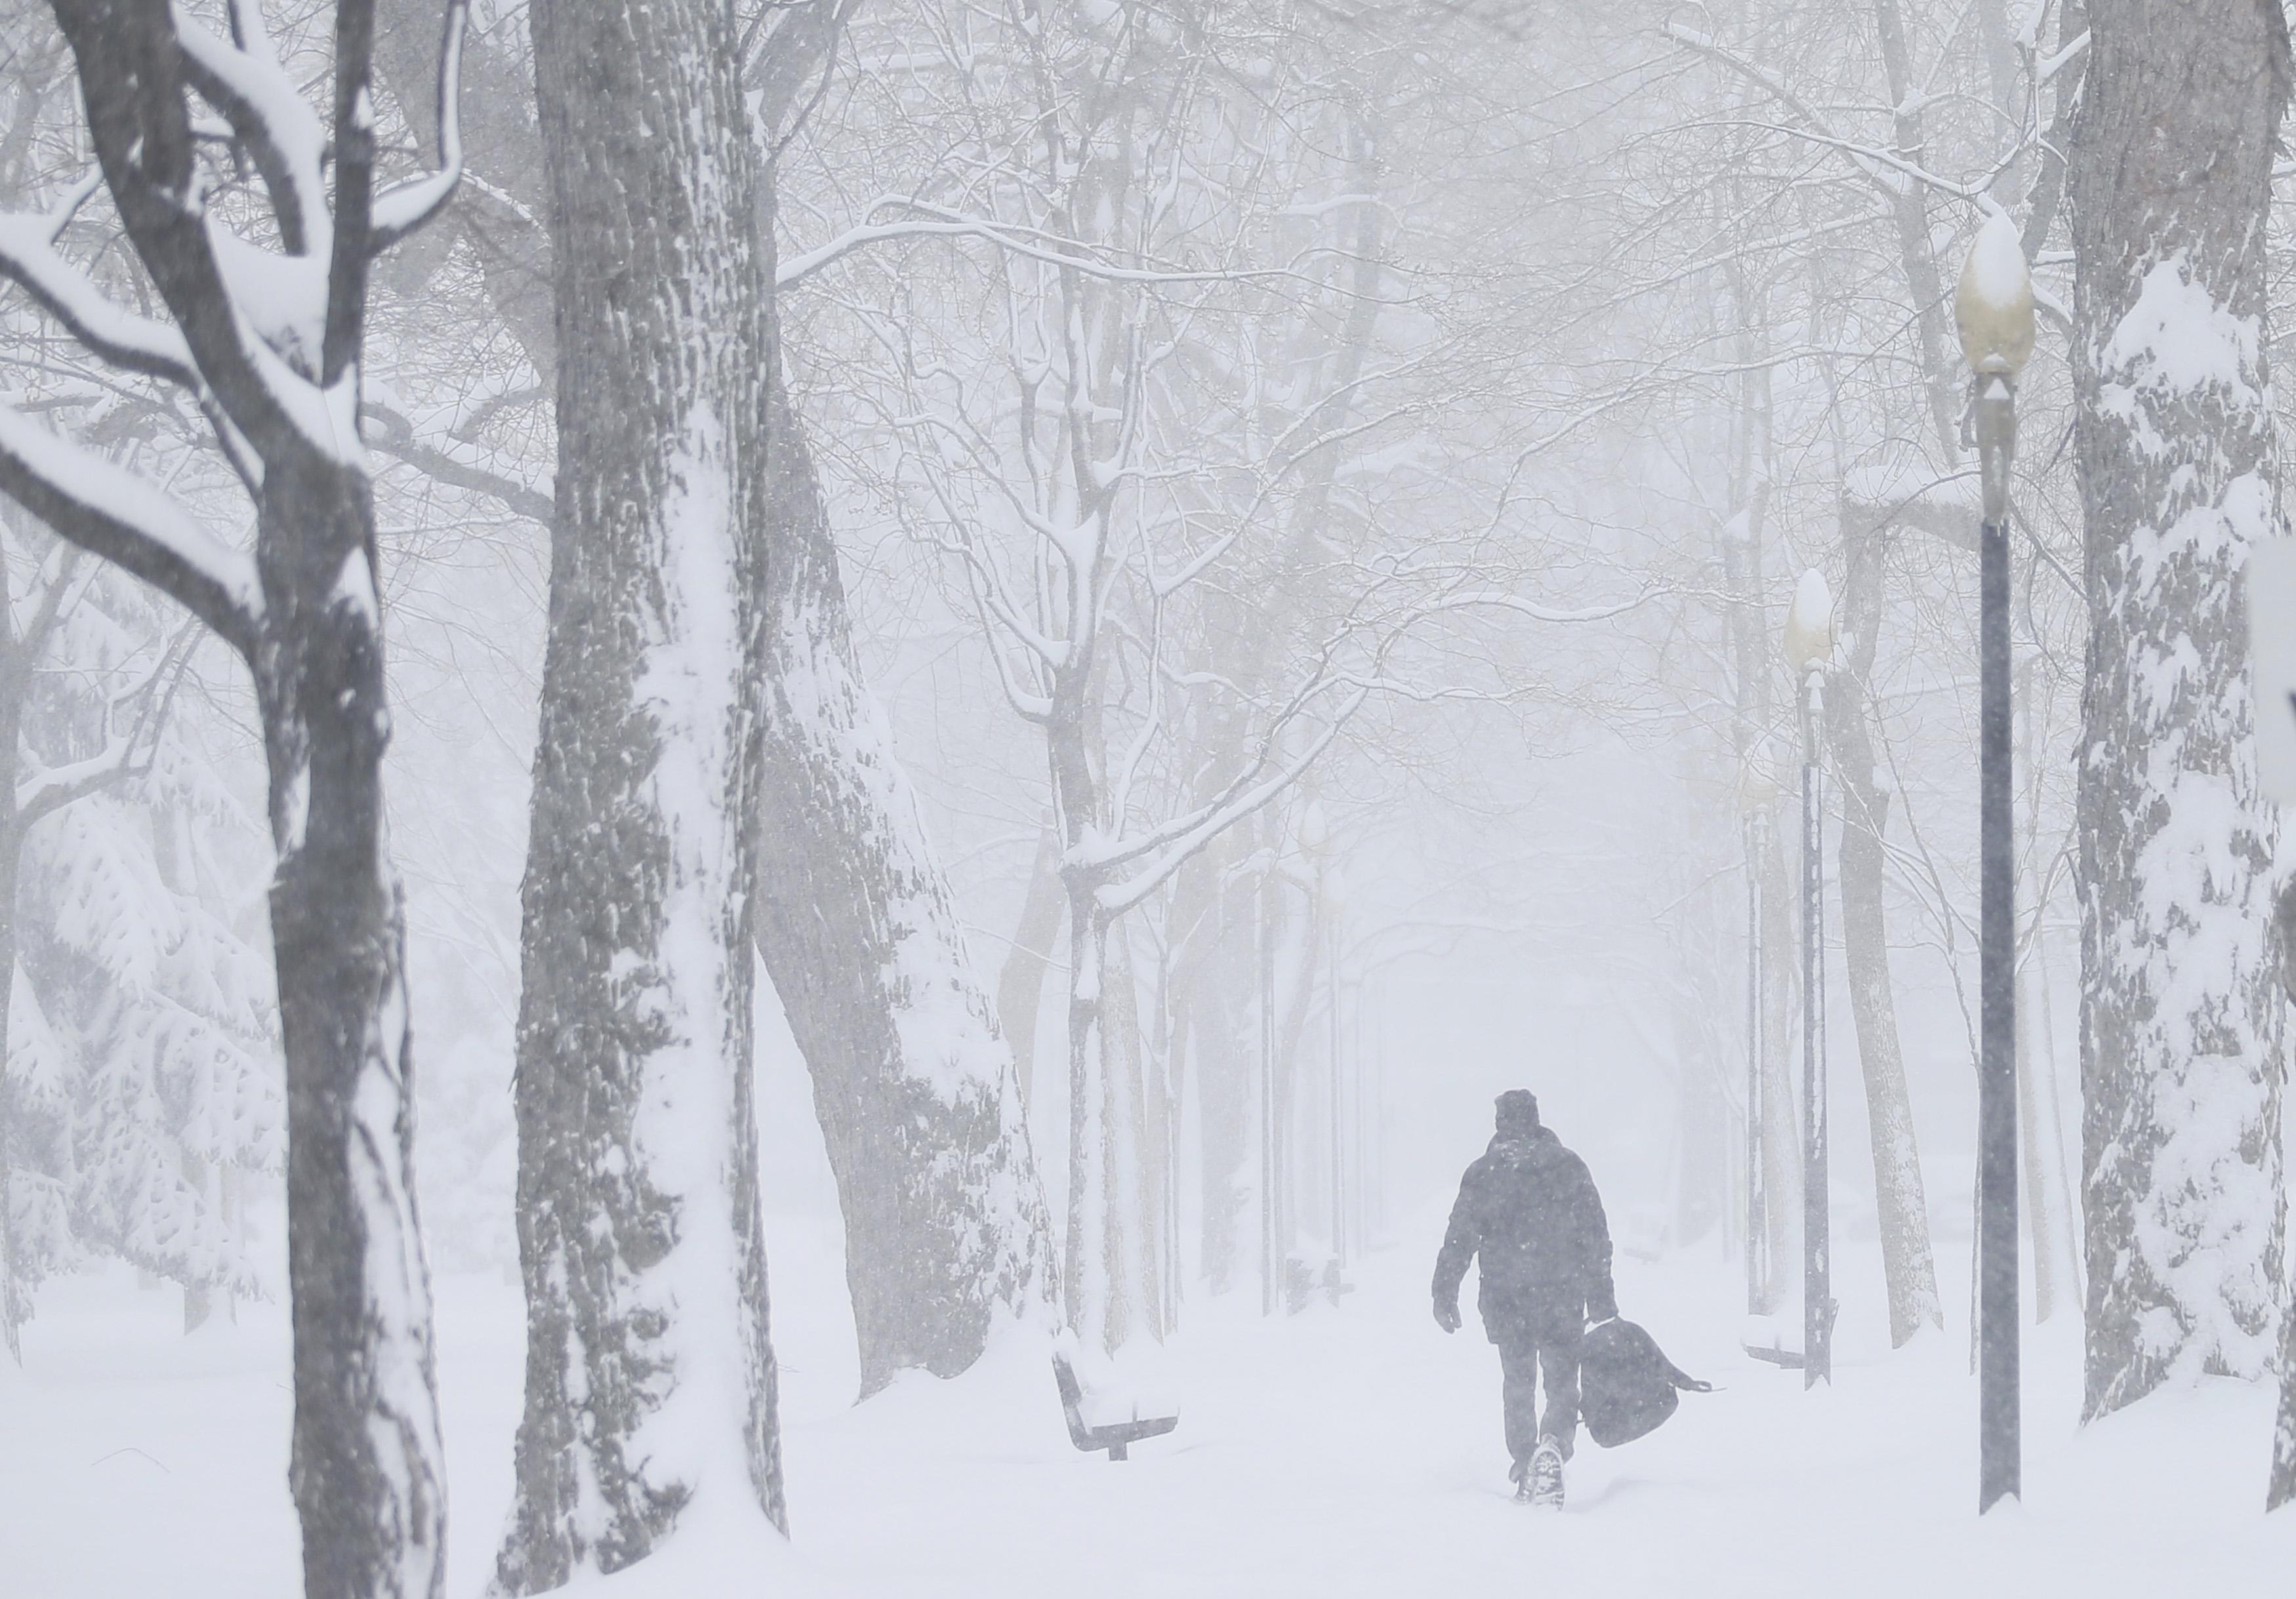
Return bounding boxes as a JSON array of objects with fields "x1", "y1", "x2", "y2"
[
  {"x1": 1784, "y1": 569, "x2": 1835, "y2": 1388},
  {"x1": 1956, "y1": 208, "x2": 2034, "y2": 1515}
]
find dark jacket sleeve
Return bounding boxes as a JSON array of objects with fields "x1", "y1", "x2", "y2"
[
  {"x1": 1574, "y1": 1157, "x2": 1618, "y2": 1322},
  {"x1": 1431, "y1": 1165, "x2": 1481, "y2": 1306}
]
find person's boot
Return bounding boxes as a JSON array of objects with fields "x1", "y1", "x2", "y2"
[
  {"x1": 1509, "y1": 1455, "x2": 1535, "y2": 1502},
  {"x1": 1528, "y1": 1437, "x2": 1565, "y2": 1508}
]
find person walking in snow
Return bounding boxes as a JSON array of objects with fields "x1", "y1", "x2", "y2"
[{"x1": 1432, "y1": 1089, "x2": 1618, "y2": 1508}]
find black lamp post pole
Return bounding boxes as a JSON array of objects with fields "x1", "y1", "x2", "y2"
[{"x1": 1976, "y1": 371, "x2": 2021, "y2": 1512}]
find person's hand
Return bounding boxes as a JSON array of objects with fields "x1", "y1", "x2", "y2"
[{"x1": 1434, "y1": 1299, "x2": 1462, "y2": 1334}]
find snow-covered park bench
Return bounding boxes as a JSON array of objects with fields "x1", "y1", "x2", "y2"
[{"x1": 1052, "y1": 1350, "x2": 1180, "y2": 1462}]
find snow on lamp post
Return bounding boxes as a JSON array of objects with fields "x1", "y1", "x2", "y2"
[
  {"x1": 1956, "y1": 208, "x2": 2033, "y2": 1516},
  {"x1": 1784, "y1": 568, "x2": 1835, "y2": 1389}
]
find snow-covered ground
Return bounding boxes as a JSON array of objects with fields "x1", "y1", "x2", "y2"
[{"x1": 5, "y1": 1209, "x2": 2290, "y2": 1598}]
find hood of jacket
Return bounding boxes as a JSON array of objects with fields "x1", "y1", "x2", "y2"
[{"x1": 1485, "y1": 1123, "x2": 1566, "y2": 1169}]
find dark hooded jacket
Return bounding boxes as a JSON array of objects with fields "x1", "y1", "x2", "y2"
[{"x1": 1432, "y1": 1124, "x2": 1617, "y2": 1339}]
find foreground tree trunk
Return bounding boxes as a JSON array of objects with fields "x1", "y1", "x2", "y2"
[
  {"x1": 258, "y1": 459, "x2": 447, "y2": 1599},
  {"x1": 0, "y1": 7, "x2": 472, "y2": 1592},
  {"x1": 2070, "y1": 0, "x2": 2290, "y2": 1419},
  {"x1": 1, "y1": 550, "x2": 24, "y2": 1360},
  {"x1": 373, "y1": 1, "x2": 1057, "y2": 1396},
  {"x1": 496, "y1": 0, "x2": 783, "y2": 1583},
  {"x1": 2271, "y1": 881, "x2": 2296, "y2": 1508}
]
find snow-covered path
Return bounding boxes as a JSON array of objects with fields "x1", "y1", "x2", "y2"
[{"x1": 5, "y1": 1214, "x2": 2289, "y2": 1597}]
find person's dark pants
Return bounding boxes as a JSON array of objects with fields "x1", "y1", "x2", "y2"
[{"x1": 1491, "y1": 1301, "x2": 1584, "y2": 1465}]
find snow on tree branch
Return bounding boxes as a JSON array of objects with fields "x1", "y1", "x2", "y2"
[
  {"x1": 172, "y1": 4, "x2": 330, "y2": 256},
  {"x1": 53, "y1": 0, "x2": 328, "y2": 458},
  {"x1": 0, "y1": 405, "x2": 260, "y2": 657},
  {"x1": 0, "y1": 175, "x2": 201, "y2": 392},
  {"x1": 367, "y1": 0, "x2": 470, "y2": 254},
  {"x1": 364, "y1": 399, "x2": 551, "y2": 523}
]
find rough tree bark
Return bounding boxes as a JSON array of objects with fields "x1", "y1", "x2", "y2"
[
  {"x1": 2270, "y1": 880, "x2": 2296, "y2": 1508},
  {"x1": 1, "y1": 544, "x2": 22, "y2": 1360},
  {"x1": 495, "y1": 0, "x2": 785, "y2": 1583},
  {"x1": 748, "y1": 250, "x2": 1055, "y2": 1390},
  {"x1": 0, "y1": 5, "x2": 470, "y2": 1593},
  {"x1": 2070, "y1": 0, "x2": 2290, "y2": 1419},
  {"x1": 374, "y1": 0, "x2": 1057, "y2": 1398}
]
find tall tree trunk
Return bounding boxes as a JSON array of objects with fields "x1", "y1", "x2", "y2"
[
  {"x1": 2014, "y1": 944, "x2": 2060, "y2": 1324},
  {"x1": 1160, "y1": 838, "x2": 1226, "y2": 1295},
  {"x1": 255, "y1": 457, "x2": 445, "y2": 1599},
  {"x1": 2014, "y1": 658, "x2": 2069, "y2": 1324},
  {"x1": 1, "y1": 9, "x2": 464, "y2": 1588},
  {"x1": 374, "y1": 3, "x2": 1058, "y2": 1396},
  {"x1": 1061, "y1": 881, "x2": 1112, "y2": 1346},
  {"x1": 1826, "y1": 509, "x2": 1943, "y2": 1346},
  {"x1": 1100, "y1": 918, "x2": 1158, "y2": 1346},
  {"x1": 2070, "y1": 0, "x2": 2291, "y2": 1419},
  {"x1": 1716, "y1": 476, "x2": 1797, "y2": 1312},
  {"x1": 1188, "y1": 881, "x2": 1251, "y2": 1293},
  {"x1": 748, "y1": 243, "x2": 1055, "y2": 1394},
  {"x1": 1758, "y1": 784, "x2": 1800, "y2": 1302},
  {"x1": 998, "y1": 826, "x2": 1066, "y2": 1110},
  {"x1": 496, "y1": 1, "x2": 783, "y2": 1584},
  {"x1": 1, "y1": 546, "x2": 22, "y2": 1362},
  {"x1": 1868, "y1": 0, "x2": 1968, "y2": 455},
  {"x1": 0, "y1": 12, "x2": 465, "y2": 1596},
  {"x1": 1269, "y1": 876, "x2": 1322, "y2": 1283},
  {"x1": 1148, "y1": 933, "x2": 1181, "y2": 1327},
  {"x1": 2271, "y1": 882, "x2": 2296, "y2": 1507},
  {"x1": 2276, "y1": 1299, "x2": 2296, "y2": 1508}
]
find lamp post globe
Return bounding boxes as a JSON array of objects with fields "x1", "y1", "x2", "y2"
[
  {"x1": 1784, "y1": 568, "x2": 1835, "y2": 679},
  {"x1": 1954, "y1": 211, "x2": 2036, "y2": 382}
]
